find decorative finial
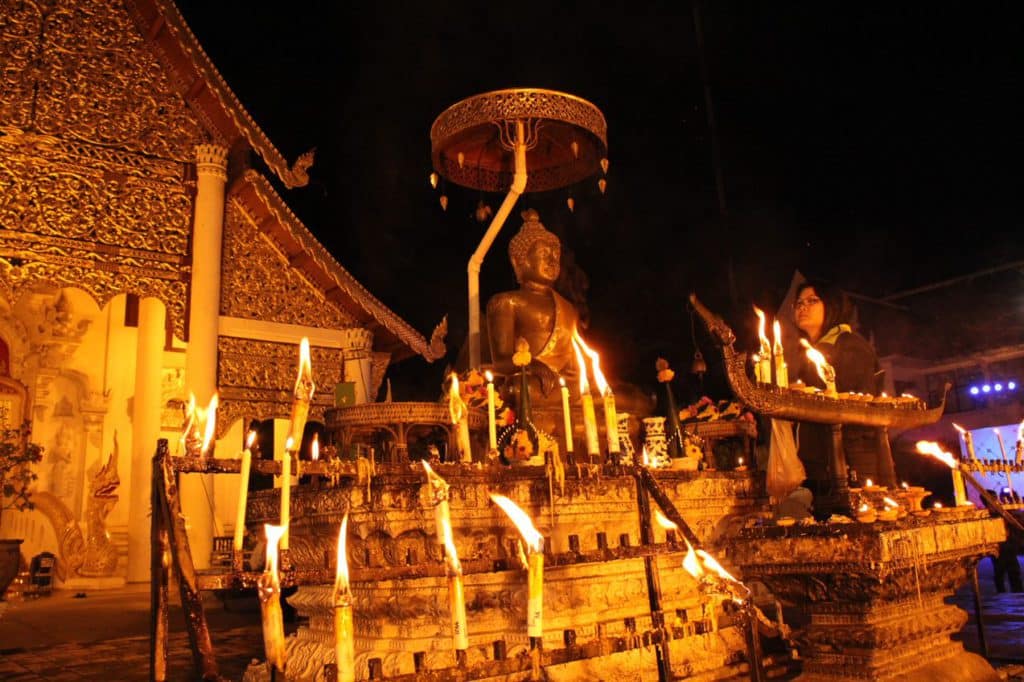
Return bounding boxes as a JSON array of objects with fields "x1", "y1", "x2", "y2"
[
  {"x1": 656, "y1": 357, "x2": 675, "y2": 383},
  {"x1": 512, "y1": 337, "x2": 532, "y2": 368}
]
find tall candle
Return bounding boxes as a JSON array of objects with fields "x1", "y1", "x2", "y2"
[
  {"x1": 573, "y1": 339, "x2": 600, "y2": 460},
  {"x1": 485, "y1": 370, "x2": 497, "y2": 452},
  {"x1": 448, "y1": 373, "x2": 472, "y2": 462},
  {"x1": 233, "y1": 431, "x2": 257, "y2": 553},
  {"x1": 258, "y1": 523, "x2": 287, "y2": 673},
  {"x1": 490, "y1": 495, "x2": 544, "y2": 639},
  {"x1": 559, "y1": 377, "x2": 574, "y2": 458},
  {"x1": 334, "y1": 515, "x2": 355, "y2": 682},
  {"x1": 280, "y1": 438, "x2": 293, "y2": 550},
  {"x1": 602, "y1": 387, "x2": 620, "y2": 458},
  {"x1": 441, "y1": 517, "x2": 469, "y2": 652},
  {"x1": 953, "y1": 423, "x2": 979, "y2": 468},
  {"x1": 753, "y1": 306, "x2": 772, "y2": 384},
  {"x1": 995, "y1": 429, "x2": 1017, "y2": 500},
  {"x1": 773, "y1": 320, "x2": 788, "y2": 388},
  {"x1": 287, "y1": 337, "x2": 316, "y2": 447}
]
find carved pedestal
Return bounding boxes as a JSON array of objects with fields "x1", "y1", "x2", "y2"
[{"x1": 730, "y1": 511, "x2": 1006, "y2": 681}]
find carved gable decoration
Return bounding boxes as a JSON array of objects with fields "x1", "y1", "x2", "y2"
[
  {"x1": 1, "y1": 0, "x2": 209, "y2": 161},
  {"x1": 0, "y1": 0, "x2": 205, "y2": 338},
  {"x1": 221, "y1": 201, "x2": 354, "y2": 329}
]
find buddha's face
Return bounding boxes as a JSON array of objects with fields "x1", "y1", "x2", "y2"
[{"x1": 517, "y1": 240, "x2": 560, "y2": 286}]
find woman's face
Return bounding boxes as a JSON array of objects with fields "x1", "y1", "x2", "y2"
[{"x1": 794, "y1": 287, "x2": 825, "y2": 339}]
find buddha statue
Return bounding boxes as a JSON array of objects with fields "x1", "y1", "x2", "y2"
[
  {"x1": 487, "y1": 209, "x2": 579, "y2": 395},
  {"x1": 485, "y1": 210, "x2": 654, "y2": 435}
]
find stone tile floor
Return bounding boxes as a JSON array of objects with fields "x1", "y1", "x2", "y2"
[{"x1": 0, "y1": 558, "x2": 1021, "y2": 681}]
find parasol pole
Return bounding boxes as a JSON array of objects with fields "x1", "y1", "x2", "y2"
[{"x1": 467, "y1": 120, "x2": 528, "y2": 370}]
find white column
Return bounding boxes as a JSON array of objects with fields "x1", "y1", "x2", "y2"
[
  {"x1": 182, "y1": 143, "x2": 228, "y2": 570},
  {"x1": 340, "y1": 328, "x2": 374, "y2": 404},
  {"x1": 127, "y1": 296, "x2": 165, "y2": 582}
]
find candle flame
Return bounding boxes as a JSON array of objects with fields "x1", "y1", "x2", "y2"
[
  {"x1": 198, "y1": 393, "x2": 219, "y2": 455},
  {"x1": 682, "y1": 538, "x2": 701, "y2": 577},
  {"x1": 490, "y1": 494, "x2": 543, "y2": 553},
  {"x1": 696, "y1": 549, "x2": 739, "y2": 583},
  {"x1": 654, "y1": 509, "x2": 678, "y2": 530},
  {"x1": 572, "y1": 329, "x2": 609, "y2": 394},
  {"x1": 642, "y1": 446, "x2": 649, "y2": 467},
  {"x1": 865, "y1": 478, "x2": 873, "y2": 487},
  {"x1": 901, "y1": 481, "x2": 909, "y2": 489},
  {"x1": 915, "y1": 440, "x2": 958, "y2": 469},
  {"x1": 246, "y1": 430, "x2": 257, "y2": 449},
  {"x1": 485, "y1": 370, "x2": 494, "y2": 383},
  {"x1": 264, "y1": 523, "x2": 286, "y2": 576},
  {"x1": 952, "y1": 423, "x2": 968, "y2": 437},
  {"x1": 311, "y1": 433, "x2": 320, "y2": 461},
  {"x1": 934, "y1": 501, "x2": 943, "y2": 509},
  {"x1": 772, "y1": 319, "x2": 784, "y2": 356},
  {"x1": 571, "y1": 337, "x2": 591, "y2": 394},
  {"x1": 285, "y1": 436, "x2": 295, "y2": 453},
  {"x1": 559, "y1": 376, "x2": 566, "y2": 388},
  {"x1": 334, "y1": 514, "x2": 351, "y2": 598},
  {"x1": 883, "y1": 496, "x2": 899, "y2": 508},
  {"x1": 753, "y1": 306, "x2": 771, "y2": 354},
  {"x1": 799, "y1": 339, "x2": 835, "y2": 385},
  {"x1": 294, "y1": 337, "x2": 316, "y2": 397},
  {"x1": 447, "y1": 372, "x2": 466, "y2": 426},
  {"x1": 859, "y1": 503, "x2": 871, "y2": 513},
  {"x1": 181, "y1": 393, "x2": 197, "y2": 447},
  {"x1": 440, "y1": 516, "x2": 462, "y2": 575},
  {"x1": 420, "y1": 460, "x2": 450, "y2": 502}
]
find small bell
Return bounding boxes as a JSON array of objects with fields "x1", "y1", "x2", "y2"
[
  {"x1": 474, "y1": 199, "x2": 493, "y2": 223},
  {"x1": 600, "y1": 158, "x2": 610, "y2": 174},
  {"x1": 429, "y1": 172, "x2": 439, "y2": 189},
  {"x1": 439, "y1": 195, "x2": 449, "y2": 211},
  {"x1": 570, "y1": 141, "x2": 580, "y2": 159},
  {"x1": 457, "y1": 152, "x2": 465, "y2": 168},
  {"x1": 690, "y1": 350, "x2": 707, "y2": 377},
  {"x1": 567, "y1": 196, "x2": 575, "y2": 212},
  {"x1": 598, "y1": 178, "x2": 607, "y2": 194}
]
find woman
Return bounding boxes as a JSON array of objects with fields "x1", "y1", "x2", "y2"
[{"x1": 792, "y1": 280, "x2": 897, "y2": 497}]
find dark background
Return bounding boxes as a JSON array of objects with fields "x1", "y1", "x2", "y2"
[{"x1": 175, "y1": 1, "x2": 1023, "y2": 403}]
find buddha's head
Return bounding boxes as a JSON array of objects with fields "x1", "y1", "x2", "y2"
[{"x1": 508, "y1": 209, "x2": 561, "y2": 286}]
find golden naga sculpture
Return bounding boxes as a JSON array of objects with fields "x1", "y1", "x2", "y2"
[
  {"x1": 486, "y1": 209, "x2": 580, "y2": 395},
  {"x1": 688, "y1": 293, "x2": 949, "y2": 428},
  {"x1": 33, "y1": 433, "x2": 121, "y2": 580}
]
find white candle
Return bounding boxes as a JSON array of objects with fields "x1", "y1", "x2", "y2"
[
  {"x1": 280, "y1": 437, "x2": 293, "y2": 550},
  {"x1": 233, "y1": 431, "x2": 257, "y2": 553},
  {"x1": 572, "y1": 339, "x2": 601, "y2": 460},
  {"x1": 773, "y1": 320, "x2": 788, "y2": 388},
  {"x1": 602, "y1": 387, "x2": 620, "y2": 456},
  {"x1": 753, "y1": 306, "x2": 772, "y2": 384},
  {"x1": 485, "y1": 371, "x2": 497, "y2": 451},
  {"x1": 559, "y1": 377, "x2": 574, "y2": 456}
]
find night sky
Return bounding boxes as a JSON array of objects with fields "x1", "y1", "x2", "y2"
[{"x1": 175, "y1": 1, "x2": 1022, "y2": 401}]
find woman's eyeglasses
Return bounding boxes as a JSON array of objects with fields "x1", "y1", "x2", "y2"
[{"x1": 794, "y1": 297, "x2": 822, "y2": 310}]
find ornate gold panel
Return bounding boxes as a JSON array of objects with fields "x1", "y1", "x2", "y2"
[
  {"x1": 221, "y1": 202, "x2": 354, "y2": 329},
  {"x1": 217, "y1": 336, "x2": 344, "y2": 435},
  {"x1": 0, "y1": 0, "x2": 209, "y2": 161}
]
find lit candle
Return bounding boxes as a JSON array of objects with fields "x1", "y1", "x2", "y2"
[
  {"x1": 753, "y1": 306, "x2": 772, "y2": 384},
  {"x1": 995, "y1": 429, "x2": 1017, "y2": 500},
  {"x1": 915, "y1": 440, "x2": 969, "y2": 507},
  {"x1": 441, "y1": 517, "x2": 469, "y2": 653},
  {"x1": 448, "y1": 372, "x2": 472, "y2": 463},
  {"x1": 800, "y1": 339, "x2": 836, "y2": 396},
  {"x1": 485, "y1": 371, "x2": 497, "y2": 453},
  {"x1": 257, "y1": 523, "x2": 287, "y2": 673},
  {"x1": 334, "y1": 515, "x2": 355, "y2": 682},
  {"x1": 572, "y1": 338, "x2": 600, "y2": 462},
  {"x1": 490, "y1": 495, "x2": 544, "y2": 640},
  {"x1": 233, "y1": 431, "x2": 257, "y2": 554},
  {"x1": 421, "y1": 461, "x2": 452, "y2": 556},
  {"x1": 574, "y1": 331, "x2": 620, "y2": 459},
  {"x1": 280, "y1": 437, "x2": 293, "y2": 550},
  {"x1": 181, "y1": 393, "x2": 219, "y2": 457},
  {"x1": 311, "y1": 432, "x2": 320, "y2": 461},
  {"x1": 559, "y1": 377, "x2": 574, "y2": 459},
  {"x1": 287, "y1": 337, "x2": 316, "y2": 448},
  {"x1": 772, "y1": 320, "x2": 788, "y2": 387},
  {"x1": 953, "y1": 423, "x2": 980, "y2": 468}
]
